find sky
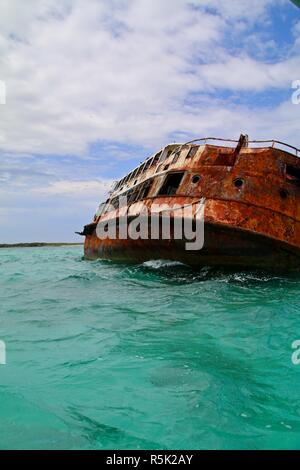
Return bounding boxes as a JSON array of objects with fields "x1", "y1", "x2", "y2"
[{"x1": 0, "y1": 0, "x2": 300, "y2": 243}]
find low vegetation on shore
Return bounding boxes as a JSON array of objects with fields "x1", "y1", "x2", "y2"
[{"x1": 0, "y1": 243, "x2": 83, "y2": 248}]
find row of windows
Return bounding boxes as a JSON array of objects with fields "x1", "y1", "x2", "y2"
[
  {"x1": 103, "y1": 160, "x2": 300, "y2": 217},
  {"x1": 114, "y1": 151, "x2": 163, "y2": 192},
  {"x1": 99, "y1": 166, "x2": 298, "y2": 219},
  {"x1": 110, "y1": 179, "x2": 153, "y2": 209},
  {"x1": 95, "y1": 171, "x2": 203, "y2": 219},
  {"x1": 113, "y1": 146, "x2": 200, "y2": 192},
  {"x1": 110, "y1": 172, "x2": 187, "y2": 210}
]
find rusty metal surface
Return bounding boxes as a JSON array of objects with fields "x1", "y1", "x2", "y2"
[{"x1": 83, "y1": 143, "x2": 300, "y2": 271}]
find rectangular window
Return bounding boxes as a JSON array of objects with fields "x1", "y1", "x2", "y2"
[
  {"x1": 158, "y1": 172, "x2": 184, "y2": 196},
  {"x1": 159, "y1": 148, "x2": 173, "y2": 164},
  {"x1": 151, "y1": 151, "x2": 162, "y2": 167},
  {"x1": 132, "y1": 168, "x2": 139, "y2": 178},
  {"x1": 135, "y1": 168, "x2": 141, "y2": 178},
  {"x1": 111, "y1": 197, "x2": 119, "y2": 209},
  {"x1": 129, "y1": 190, "x2": 139, "y2": 203},
  {"x1": 186, "y1": 146, "x2": 198, "y2": 159},
  {"x1": 139, "y1": 181, "x2": 152, "y2": 200},
  {"x1": 144, "y1": 159, "x2": 152, "y2": 171},
  {"x1": 173, "y1": 151, "x2": 181, "y2": 163}
]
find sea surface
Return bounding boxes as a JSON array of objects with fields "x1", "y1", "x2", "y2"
[{"x1": 1, "y1": 246, "x2": 300, "y2": 450}]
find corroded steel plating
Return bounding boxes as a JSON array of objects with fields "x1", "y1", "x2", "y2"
[{"x1": 80, "y1": 136, "x2": 300, "y2": 271}]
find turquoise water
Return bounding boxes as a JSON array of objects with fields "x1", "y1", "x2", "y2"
[{"x1": 1, "y1": 246, "x2": 300, "y2": 450}]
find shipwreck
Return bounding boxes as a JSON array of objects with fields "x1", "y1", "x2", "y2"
[{"x1": 77, "y1": 135, "x2": 300, "y2": 270}]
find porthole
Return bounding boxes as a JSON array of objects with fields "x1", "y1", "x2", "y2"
[
  {"x1": 192, "y1": 175, "x2": 200, "y2": 184},
  {"x1": 234, "y1": 178, "x2": 244, "y2": 188},
  {"x1": 279, "y1": 189, "x2": 289, "y2": 199}
]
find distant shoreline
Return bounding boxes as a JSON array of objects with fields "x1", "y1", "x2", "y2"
[{"x1": 0, "y1": 243, "x2": 84, "y2": 248}]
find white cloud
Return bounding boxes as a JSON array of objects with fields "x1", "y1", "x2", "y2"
[
  {"x1": 198, "y1": 55, "x2": 300, "y2": 91},
  {"x1": 0, "y1": 170, "x2": 114, "y2": 241},
  {"x1": 38, "y1": 179, "x2": 113, "y2": 196},
  {"x1": 1, "y1": 0, "x2": 299, "y2": 243},
  {"x1": 203, "y1": 0, "x2": 277, "y2": 20},
  {"x1": 0, "y1": 0, "x2": 298, "y2": 158}
]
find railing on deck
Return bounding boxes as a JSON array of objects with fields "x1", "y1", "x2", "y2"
[
  {"x1": 110, "y1": 137, "x2": 300, "y2": 195},
  {"x1": 185, "y1": 137, "x2": 300, "y2": 157}
]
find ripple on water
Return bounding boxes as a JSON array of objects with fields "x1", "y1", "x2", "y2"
[{"x1": 1, "y1": 246, "x2": 300, "y2": 450}]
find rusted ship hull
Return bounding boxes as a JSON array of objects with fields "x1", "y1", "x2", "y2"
[
  {"x1": 84, "y1": 205, "x2": 300, "y2": 271},
  {"x1": 81, "y1": 137, "x2": 300, "y2": 271},
  {"x1": 84, "y1": 227, "x2": 300, "y2": 270}
]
